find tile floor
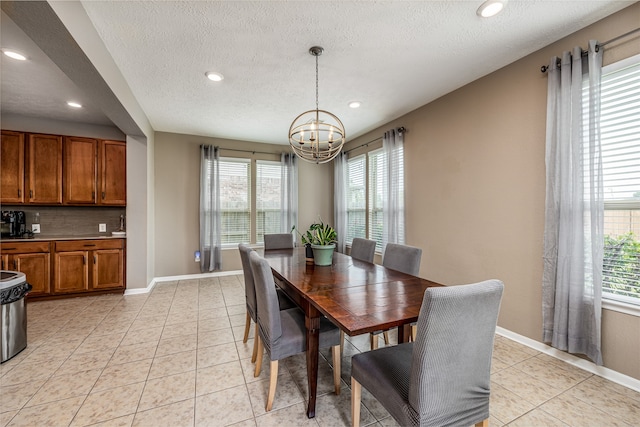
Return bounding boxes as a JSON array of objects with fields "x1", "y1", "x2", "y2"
[{"x1": 1, "y1": 275, "x2": 639, "y2": 426}]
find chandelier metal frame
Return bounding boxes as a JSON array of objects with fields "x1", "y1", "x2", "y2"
[{"x1": 289, "y1": 46, "x2": 346, "y2": 164}]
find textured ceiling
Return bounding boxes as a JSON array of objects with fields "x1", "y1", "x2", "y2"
[{"x1": 1, "y1": 1, "x2": 635, "y2": 144}]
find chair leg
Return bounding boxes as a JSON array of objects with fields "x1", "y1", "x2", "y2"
[
  {"x1": 411, "y1": 324, "x2": 417, "y2": 342},
  {"x1": 332, "y1": 344, "x2": 341, "y2": 395},
  {"x1": 370, "y1": 333, "x2": 378, "y2": 350},
  {"x1": 242, "y1": 311, "x2": 251, "y2": 343},
  {"x1": 351, "y1": 377, "x2": 361, "y2": 427},
  {"x1": 340, "y1": 330, "x2": 344, "y2": 355},
  {"x1": 474, "y1": 419, "x2": 489, "y2": 427},
  {"x1": 383, "y1": 330, "x2": 390, "y2": 345},
  {"x1": 251, "y1": 323, "x2": 259, "y2": 363},
  {"x1": 266, "y1": 360, "x2": 278, "y2": 411},
  {"x1": 254, "y1": 336, "x2": 264, "y2": 377}
]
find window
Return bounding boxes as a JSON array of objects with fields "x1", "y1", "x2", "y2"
[
  {"x1": 219, "y1": 158, "x2": 251, "y2": 244},
  {"x1": 345, "y1": 147, "x2": 404, "y2": 251},
  {"x1": 256, "y1": 160, "x2": 283, "y2": 243},
  {"x1": 599, "y1": 55, "x2": 640, "y2": 304}
]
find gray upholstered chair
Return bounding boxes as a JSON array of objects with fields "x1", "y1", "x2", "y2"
[
  {"x1": 263, "y1": 233, "x2": 295, "y2": 250},
  {"x1": 351, "y1": 280, "x2": 504, "y2": 427},
  {"x1": 350, "y1": 238, "x2": 376, "y2": 263},
  {"x1": 238, "y1": 244, "x2": 295, "y2": 363},
  {"x1": 371, "y1": 243, "x2": 423, "y2": 349},
  {"x1": 249, "y1": 250, "x2": 342, "y2": 411}
]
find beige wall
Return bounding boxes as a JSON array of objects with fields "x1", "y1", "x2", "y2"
[
  {"x1": 153, "y1": 131, "x2": 332, "y2": 277},
  {"x1": 342, "y1": 3, "x2": 640, "y2": 380}
]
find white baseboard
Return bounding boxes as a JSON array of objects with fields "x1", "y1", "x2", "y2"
[
  {"x1": 496, "y1": 326, "x2": 640, "y2": 393},
  {"x1": 123, "y1": 270, "x2": 243, "y2": 296}
]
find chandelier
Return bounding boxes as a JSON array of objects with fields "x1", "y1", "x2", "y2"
[{"x1": 289, "y1": 46, "x2": 346, "y2": 164}]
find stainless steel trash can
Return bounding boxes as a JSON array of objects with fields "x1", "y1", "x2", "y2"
[{"x1": 0, "y1": 271, "x2": 31, "y2": 363}]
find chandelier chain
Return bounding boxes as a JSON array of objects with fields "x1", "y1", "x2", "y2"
[{"x1": 315, "y1": 53, "x2": 319, "y2": 111}]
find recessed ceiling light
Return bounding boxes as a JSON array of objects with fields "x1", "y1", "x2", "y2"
[
  {"x1": 67, "y1": 101, "x2": 82, "y2": 108},
  {"x1": 2, "y1": 49, "x2": 27, "y2": 61},
  {"x1": 348, "y1": 101, "x2": 361, "y2": 109},
  {"x1": 205, "y1": 71, "x2": 224, "y2": 82},
  {"x1": 477, "y1": 0, "x2": 507, "y2": 18}
]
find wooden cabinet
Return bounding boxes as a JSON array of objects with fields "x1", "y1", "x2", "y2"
[
  {"x1": 99, "y1": 140, "x2": 126, "y2": 205},
  {"x1": 54, "y1": 239, "x2": 124, "y2": 294},
  {"x1": 1, "y1": 130, "x2": 25, "y2": 203},
  {"x1": 27, "y1": 133, "x2": 63, "y2": 204},
  {"x1": 0, "y1": 242, "x2": 51, "y2": 297},
  {"x1": 64, "y1": 136, "x2": 98, "y2": 204}
]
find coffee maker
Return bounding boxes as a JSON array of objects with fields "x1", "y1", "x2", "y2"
[{"x1": 0, "y1": 211, "x2": 26, "y2": 238}]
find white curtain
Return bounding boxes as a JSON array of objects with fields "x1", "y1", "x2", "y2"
[
  {"x1": 281, "y1": 153, "x2": 298, "y2": 234},
  {"x1": 200, "y1": 145, "x2": 222, "y2": 272},
  {"x1": 543, "y1": 41, "x2": 604, "y2": 365},
  {"x1": 334, "y1": 152, "x2": 348, "y2": 253},
  {"x1": 382, "y1": 128, "x2": 405, "y2": 249}
]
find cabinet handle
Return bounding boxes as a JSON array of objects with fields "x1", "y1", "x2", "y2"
[
  {"x1": 3, "y1": 247, "x2": 16, "y2": 250},
  {"x1": 29, "y1": 190, "x2": 33, "y2": 198},
  {"x1": 18, "y1": 189, "x2": 21, "y2": 197},
  {"x1": 13, "y1": 260, "x2": 17, "y2": 269},
  {"x1": 92, "y1": 191, "x2": 95, "y2": 199},
  {"x1": 84, "y1": 244, "x2": 96, "y2": 247},
  {"x1": 94, "y1": 255, "x2": 97, "y2": 264},
  {"x1": 83, "y1": 256, "x2": 86, "y2": 265},
  {"x1": 102, "y1": 192, "x2": 106, "y2": 199},
  {"x1": 1, "y1": 260, "x2": 4, "y2": 269}
]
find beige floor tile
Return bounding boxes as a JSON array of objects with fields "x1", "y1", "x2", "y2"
[
  {"x1": 166, "y1": 311, "x2": 199, "y2": 325},
  {"x1": 378, "y1": 416, "x2": 401, "y2": 426},
  {"x1": 0, "y1": 356, "x2": 65, "y2": 386},
  {"x1": 565, "y1": 377, "x2": 640, "y2": 425},
  {"x1": 93, "y1": 358, "x2": 153, "y2": 392},
  {"x1": 359, "y1": 386, "x2": 392, "y2": 421},
  {"x1": 236, "y1": 339, "x2": 255, "y2": 360},
  {"x1": 492, "y1": 367, "x2": 563, "y2": 406},
  {"x1": 492, "y1": 338, "x2": 537, "y2": 366},
  {"x1": 89, "y1": 414, "x2": 135, "y2": 427},
  {"x1": 582, "y1": 374, "x2": 640, "y2": 404},
  {"x1": 55, "y1": 348, "x2": 115, "y2": 377},
  {"x1": 315, "y1": 389, "x2": 375, "y2": 427},
  {"x1": 540, "y1": 392, "x2": 633, "y2": 427},
  {"x1": 514, "y1": 354, "x2": 592, "y2": 391},
  {"x1": 109, "y1": 341, "x2": 158, "y2": 366},
  {"x1": 130, "y1": 315, "x2": 167, "y2": 331},
  {"x1": 290, "y1": 357, "x2": 341, "y2": 401},
  {"x1": 75, "y1": 331, "x2": 125, "y2": 354},
  {"x1": 507, "y1": 408, "x2": 569, "y2": 426},
  {"x1": 196, "y1": 360, "x2": 245, "y2": 396},
  {"x1": 247, "y1": 373, "x2": 304, "y2": 416},
  {"x1": 0, "y1": 410, "x2": 18, "y2": 427},
  {"x1": 198, "y1": 314, "x2": 231, "y2": 332},
  {"x1": 161, "y1": 321, "x2": 198, "y2": 339},
  {"x1": 71, "y1": 382, "x2": 145, "y2": 426},
  {"x1": 229, "y1": 313, "x2": 247, "y2": 327},
  {"x1": 121, "y1": 326, "x2": 164, "y2": 346},
  {"x1": 195, "y1": 384, "x2": 253, "y2": 426},
  {"x1": 148, "y1": 349, "x2": 197, "y2": 380},
  {"x1": 226, "y1": 304, "x2": 246, "y2": 317},
  {"x1": 26, "y1": 368, "x2": 102, "y2": 407},
  {"x1": 156, "y1": 334, "x2": 198, "y2": 357},
  {"x1": 0, "y1": 380, "x2": 45, "y2": 412},
  {"x1": 138, "y1": 370, "x2": 196, "y2": 411},
  {"x1": 488, "y1": 383, "x2": 537, "y2": 424},
  {"x1": 7, "y1": 395, "x2": 85, "y2": 427},
  {"x1": 133, "y1": 399, "x2": 195, "y2": 427},
  {"x1": 198, "y1": 327, "x2": 235, "y2": 348},
  {"x1": 255, "y1": 402, "x2": 319, "y2": 427},
  {"x1": 197, "y1": 342, "x2": 239, "y2": 368}
]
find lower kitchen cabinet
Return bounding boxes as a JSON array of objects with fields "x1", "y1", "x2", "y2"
[
  {"x1": 54, "y1": 239, "x2": 125, "y2": 294},
  {"x1": 0, "y1": 242, "x2": 51, "y2": 296}
]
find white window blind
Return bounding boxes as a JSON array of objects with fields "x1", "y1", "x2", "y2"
[
  {"x1": 219, "y1": 158, "x2": 251, "y2": 244},
  {"x1": 256, "y1": 160, "x2": 283, "y2": 243},
  {"x1": 599, "y1": 55, "x2": 640, "y2": 303},
  {"x1": 368, "y1": 149, "x2": 385, "y2": 250},
  {"x1": 346, "y1": 155, "x2": 366, "y2": 245}
]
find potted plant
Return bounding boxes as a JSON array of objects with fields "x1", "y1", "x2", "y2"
[
  {"x1": 292, "y1": 224, "x2": 315, "y2": 264},
  {"x1": 292, "y1": 220, "x2": 338, "y2": 266}
]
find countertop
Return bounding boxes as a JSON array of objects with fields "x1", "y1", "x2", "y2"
[{"x1": 1, "y1": 234, "x2": 126, "y2": 243}]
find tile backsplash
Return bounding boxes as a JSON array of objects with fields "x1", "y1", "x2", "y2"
[{"x1": 1, "y1": 205, "x2": 126, "y2": 236}]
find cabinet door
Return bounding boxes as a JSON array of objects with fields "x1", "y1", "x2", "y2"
[
  {"x1": 64, "y1": 136, "x2": 97, "y2": 204},
  {"x1": 99, "y1": 140, "x2": 126, "y2": 205},
  {"x1": 1, "y1": 130, "x2": 25, "y2": 203},
  {"x1": 15, "y1": 252, "x2": 51, "y2": 296},
  {"x1": 92, "y1": 249, "x2": 123, "y2": 289},
  {"x1": 54, "y1": 251, "x2": 89, "y2": 293},
  {"x1": 28, "y1": 134, "x2": 63, "y2": 204}
]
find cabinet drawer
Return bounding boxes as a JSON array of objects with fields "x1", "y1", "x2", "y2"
[
  {"x1": 0, "y1": 241, "x2": 50, "y2": 254},
  {"x1": 55, "y1": 239, "x2": 124, "y2": 252}
]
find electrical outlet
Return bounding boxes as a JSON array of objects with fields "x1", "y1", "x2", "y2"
[
  {"x1": 195, "y1": 251, "x2": 201, "y2": 262},
  {"x1": 99, "y1": 223, "x2": 107, "y2": 232},
  {"x1": 32, "y1": 224, "x2": 40, "y2": 233}
]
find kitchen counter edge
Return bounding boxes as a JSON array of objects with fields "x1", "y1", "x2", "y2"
[{"x1": 1, "y1": 235, "x2": 126, "y2": 243}]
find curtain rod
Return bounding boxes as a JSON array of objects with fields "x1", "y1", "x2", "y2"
[
  {"x1": 200, "y1": 145, "x2": 284, "y2": 156},
  {"x1": 540, "y1": 27, "x2": 640, "y2": 73},
  {"x1": 344, "y1": 127, "x2": 406, "y2": 155}
]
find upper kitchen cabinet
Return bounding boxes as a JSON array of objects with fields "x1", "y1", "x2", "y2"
[
  {"x1": 64, "y1": 136, "x2": 98, "y2": 204},
  {"x1": 1, "y1": 130, "x2": 25, "y2": 204},
  {"x1": 99, "y1": 140, "x2": 126, "y2": 205},
  {"x1": 27, "y1": 133, "x2": 63, "y2": 204}
]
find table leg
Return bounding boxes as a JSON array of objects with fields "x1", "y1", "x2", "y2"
[
  {"x1": 397, "y1": 323, "x2": 411, "y2": 343},
  {"x1": 305, "y1": 312, "x2": 320, "y2": 418}
]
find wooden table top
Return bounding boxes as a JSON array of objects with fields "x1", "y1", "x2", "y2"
[{"x1": 263, "y1": 248, "x2": 444, "y2": 336}]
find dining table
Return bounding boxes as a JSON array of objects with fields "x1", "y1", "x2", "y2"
[{"x1": 263, "y1": 247, "x2": 444, "y2": 418}]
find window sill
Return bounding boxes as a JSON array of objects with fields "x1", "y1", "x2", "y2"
[{"x1": 602, "y1": 298, "x2": 640, "y2": 317}]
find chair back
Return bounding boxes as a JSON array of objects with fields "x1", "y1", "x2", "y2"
[
  {"x1": 238, "y1": 244, "x2": 257, "y2": 321},
  {"x1": 409, "y1": 280, "x2": 504, "y2": 426},
  {"x1": 264, "y1": 233, "x2": 295, "y2": 250},
  {"x1": 249, "y1": 251, "x2": 283, "y2": 353},
  {"x1": 382, "y1": 243, "x2": 422, "y2": 276},
  {"x1": 350, "y1": 238, "x2": 376, "y2": 263}
]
